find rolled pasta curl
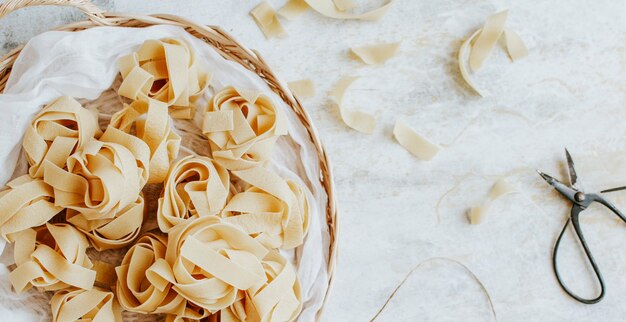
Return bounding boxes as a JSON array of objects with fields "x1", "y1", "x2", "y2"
[
  {"x1": 165, "y1": 216, "x2": 269, "y2": 312},
  {"x1": 22, "y1": 96, "x2": 101, "y2": 178},
  {"x1": 106, "y1": 99, "x2": 181, "y2": 184},
  {"x1": 202, "y1": 86, "x2": 287, "y2": 170},
  {"x1": 118, "y1": 38, "x2": 211, "y2": 119},
  {"x1": 0, "y1": 175, "x2": 63, "y2": 240},
  {"x1": 225, "y1": 166, "x2": 309, "y2": 249},
  {"x1": 44, "y1": 139, "x2": 146, "y2": 221},
  {"x1": 51, "y1": 287, "x2": 123, "y2": 322},
  {"x1": 8, "y1": 223, "x2": 95, "y2": 293},
  {"x1": 157, "y1": 155, "x2": 230, "y2": 233},
  {"x1": 67, "y1": 195, "x2": 145, "y2": 251},
  {"x1": 220, "y1": 250, "x2": 302, "y2": 322}
]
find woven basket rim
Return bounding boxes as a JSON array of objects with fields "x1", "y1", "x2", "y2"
[{"x1": 0, "y1": 1, "x2": 339, "y2": 320}]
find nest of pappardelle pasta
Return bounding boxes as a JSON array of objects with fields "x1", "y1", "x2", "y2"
[{"x1": 0, "y1": 38, "x2": 309, "y2": 322}]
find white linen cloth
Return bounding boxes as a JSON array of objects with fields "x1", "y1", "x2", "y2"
[{"x1": 0, "y1": 24, "x2": 329, "y2": 321}]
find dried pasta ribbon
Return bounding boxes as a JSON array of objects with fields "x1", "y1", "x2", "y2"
[
  {"x1": 303, "y1": 0, "x2": 392, "y2": 20},
  {"x1": 165, "y1": 216, "x2": 269, "y2": 312},
  {"x1": 350, "y1": 42, "x2": 400, "y2": 65},
  {"x1": 225, "y1": 166, "x2": 310, "y2": 249},
  {"x1": 118, "y1": 38, "x2": 210, "y2": 119},
  {"x1": 22, "y1": 96, "x2": 100, "y2": 178},
  {"x1": 51, "y1": 287, "x2": 123, "y2": 322},
  {"x1": 0, "y1": 175, "x2": 63, "y2": 240},
  {"x1": 393, "y1": 120, "x2": 440, "y2": 160},
  {"x1": 106, "y1": 99, "x2": 181, "y2": 184},
  {"x1": 251, "y1": 1, "x2": 287, "y2": 39},
  {"x1": 202, "y1": 86, "x2": 288, "y2": 170},
  {"x1": 287, "y1": 79, "x2": 315, "y2": 99},
  {"x1": 157, "y1": 156, "x2": 230, "y2": 233},
  {"x1": 330, "y1": 76, "x2": 376, "y2": 134},
  {"x1": 458, "y1": 10, "x2": 529, "y2": 96},
  {"x1": 220, "y1": 250, "x2": 302, "y2": 322},
  {"x1": 278, "y1": 0, "x2": 309, "y2": 20},
  {"x1": 67, "y1": 195, "x2": 144, "y2": 251},
  {"x1": 469, "y1": 179, "x2": 517, "y2": 225},
  {"x1": 8, "y1": 223, "x2": 95, "y2": 293},
  {"x1": 115, "y1": 233, "x2": 190, "y2": 315},
  {"x1": 333, "y1": 0, "x2": 356, "y2": 11}
]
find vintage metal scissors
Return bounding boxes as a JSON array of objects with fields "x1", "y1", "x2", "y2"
[{"x1": 537, "y1": 149, "x2": 626, "y2": 304}]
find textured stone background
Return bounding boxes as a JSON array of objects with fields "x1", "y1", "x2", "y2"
[{"x1": 3, "y1": 0, "x2": 626, "y2": 321}]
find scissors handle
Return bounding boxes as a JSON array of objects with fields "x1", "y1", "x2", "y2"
[{"x1": 553, "y1": 205, "x2": 605, "y2": 304}]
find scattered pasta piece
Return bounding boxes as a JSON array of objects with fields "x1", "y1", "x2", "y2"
[
  {"x1": 202, "y1": 86, "x2": 288, "y2": 170},
  {"x1": 458, "y1": 10, "x2": 529, "y2": 96},
  {"x1": 350, "y1": 42, "x2": 400, "y2": 65},
  {"x1": 333, "y1": 0, "x2": 357, "y2": 11},
  {"x1": 251, "y1": 1, "x2": 287, "y2": 39},
  {"x1": 303, "y1": 0, "x2": 392, "y2": 20},
  {"x1": 288, "y1": 79, "x2": 315, "y2": 98},
  {"x1": 330, "y1": 76, "x2": 376, "y2": 134},
  {"x1": 393, "y1": 120, "x2": 440, "y2": 160},
  {"x1": 278, "y1": 0, "x2": 309, "y2": 20},
  {"x1": 225, "y1": 166, "x2": 310, "y2": 249},
  {"x1": 157, "y1": 156, "x2": 230, "y2": 232},
  {"x1": 468, "y1": 179, "x2": 517, "y2": 225},
  {"x1": 9, "y1": 224, "x2": 95, "y2": 293},
  {"x1": 22, "y1": 96, "x2": 100, "y2": 178},
  {"x1": 118, "y1": 38, "x2": 210, "y2": 119},
  {"x1": 51, "y1": 287, "x2": 122, "y2": 322}
]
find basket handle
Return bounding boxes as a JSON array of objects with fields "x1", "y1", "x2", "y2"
[{"x1": 0, "y1": 0, "x2": 109, "y2": 25}]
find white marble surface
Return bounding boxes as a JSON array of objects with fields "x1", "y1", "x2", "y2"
[{"x1": 3, "y1": 0, "x2": 626, "y2": 321}]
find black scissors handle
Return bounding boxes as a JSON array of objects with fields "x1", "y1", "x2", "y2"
[{"x1": 552, "y1": 194, "x2": 626, "y2": 304}]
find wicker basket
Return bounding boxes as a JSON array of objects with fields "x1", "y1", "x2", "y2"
[{"x1": 0, "y1": 0, "x2": 338, "y2": 320}]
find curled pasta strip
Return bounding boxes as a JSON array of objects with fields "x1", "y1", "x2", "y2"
[
  {"x1": 115, "y1": 233, "x2": 189, "y2": 315},
  {"x1": 9, "y1": 223, "x2": 95, "y2": 293},
  {"x1": 22, "y1": 96, "x2": 101, "y2": 178},
  {"x1": 165, "y1": 216, "x2": 269, "y2": 312},
  {"x1": 67, "y1": 195, "x2": 145, "y2": 250},
  {"x1": 118, "y1": 38, "x2": 211, "y2": 119},
  {"x1": 0, "y1": 175, "x2": 63, "y2": 240},
  {"x1": 51, "y1": 287, "x2": 122, "y2": 322},
  {"x1": 157, "y1": 155, "x2": 230, "y2": 232},
  {"x1": 226, "y1": 166, "x2": 309, "y2": 249},
  {"x1": 106, "y1": 99, "x2": 181, "y2": 184},
  {"x1": 202, "y1": 86, "x2": 288, "y2": 170},
  {"x1": 220, "y1": 250, "x2": 302, "y2": 322},
  {"x1": 44, "y1": 139, "x2": 146, "y2": 220}
]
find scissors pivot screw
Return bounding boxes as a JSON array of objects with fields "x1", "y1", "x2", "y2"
[{"x1": 575, "y1": 192, "x2": 585, "y2": 202}]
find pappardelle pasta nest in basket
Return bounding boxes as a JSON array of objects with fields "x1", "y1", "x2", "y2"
[{"x1": 0, "y1": 37, "x2": 309, "y2": 322}]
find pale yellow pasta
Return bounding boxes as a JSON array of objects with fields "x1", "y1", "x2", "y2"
[
  {"x1": 224, "y1": 166, "x2": 310, "y2": 249},
  {"x1": 251, "y1": 1, "x2": 287, "y2": 39},
  {"x1": 67, "y1": 195, "x2": 144, "y2": 251},
  {"x1": 220, "y1": 250, "x2": 302, "y2": 322},
  {"x1": 469, "y1": 179, "x2": 517, "y2": 225},
  {"x1": 44, "y1": 139, "x2": 146, "y2": 221},
  {"x1": 303, "y1": 0, "x2": 392, "y2": 20},
  {"x1": 105, "y1": 99, "x2": 181, "y2": 184},
  {"x1": 165, "y1": 216, "x2": 268, "y2": 312},
  {"x1": 330, "y1": 76, "x2": 376, "y2": 134},
  {"x1": 350, "y1": 42, "x2": 400, "y2": 65},
  {"x1": 278, "y1": 0, "x2": 309, "y2": 20},
  {"x1": 9, "y1": 223, "x2": 95, "y2": 293},
  {"x1": 288, "y1": 79, "x2": 315, "y2": 99},
  {"x1": 157, "y1": 156, "x2": 230, "y2": 233},
  {"x1": 469, "y1": 10, "x2": 508, "y2": 72},
  {"x1": 22, "y1": 96, "x2": 100, "y2": 178},
  {"x1": 393, "y1": 120, "x2": 440, "y2": 161},
  {"x1": 51, "y1": 287, "x2": 122, "y2": 322},
  {"x1": 118, "y1": 38, "x2": 210, "y2": 119},
  {"x1": 333, "y1": 0, "x2": 356, "y2": 11},
  {"x1": 0, "y1": 175, "x2": 62, "y2": 240},
  {"x1": 202, "y1": 86, "x2": 288, "y2": 170},
  {"x1": 503, "y1": 28, "x2": 529, "y2": 61}
]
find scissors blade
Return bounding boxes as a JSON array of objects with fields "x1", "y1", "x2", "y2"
[
  {"x1": 536, "y1": 169, "x2": 579, "y2": 202},
  {"x1": 565, "y1": 148, "x2": 579, "y2": 189}
]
